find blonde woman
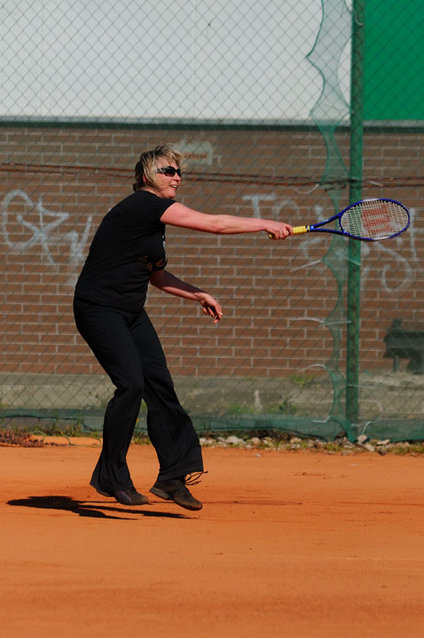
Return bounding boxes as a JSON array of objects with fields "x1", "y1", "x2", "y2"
[{"x1": 74, "y1": 145, "x2": 292, "y2": 511}]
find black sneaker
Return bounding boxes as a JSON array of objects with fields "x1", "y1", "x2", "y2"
[
  {"x1": 150, "y1": 477, "x2": 202, "y2": 511},
  {"x1": 97, "y1": 486, "x2": 149, "y2": 506}
]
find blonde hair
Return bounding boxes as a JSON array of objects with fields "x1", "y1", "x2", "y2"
[{"x1": 133, "y1": 144, "x2": 183, "y2": 191}]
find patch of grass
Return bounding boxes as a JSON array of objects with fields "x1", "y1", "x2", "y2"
[
  {"x1": 267, "y1": 399, "x2": 298, "y2": 415},
  {"x1": 288, "y1": 373, "x2": 316, "y2": 388},
  {"x1": 391, "y1": 441, "x2": 424, "y2": 455},
  {"x1": 225, "y1": 400, "x2": 299, "y2": 416},
  {"x1": 226, "y1": 404, "x2": 257, "y2": 415},
  {"x1": 131, "y1": 432, "x2": 150, "y2": 445}
]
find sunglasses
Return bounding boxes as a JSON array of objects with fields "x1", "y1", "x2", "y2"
[{"x1": 156, "y1": 166, "x2": 182, "y2": 177}]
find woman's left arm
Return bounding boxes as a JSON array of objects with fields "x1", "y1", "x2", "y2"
[{"x1": 150, "y1": 269, "x2": 223, "y2": 323}]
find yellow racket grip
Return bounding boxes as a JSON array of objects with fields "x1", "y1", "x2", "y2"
[
  {"x1": 292, "y1": 225, "x2": 310, "y2": 234},
  {"x1": 267, "y1": 225, "x2": 310, "y2": 239}
]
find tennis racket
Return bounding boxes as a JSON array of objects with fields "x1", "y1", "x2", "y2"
[{"x1": 270, "y1": 198, "x2": 410, "y2": 241}]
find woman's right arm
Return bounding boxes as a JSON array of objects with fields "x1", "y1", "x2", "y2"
[{"x1": 160, "y1": 202, "x2": 292, "y2": 240}]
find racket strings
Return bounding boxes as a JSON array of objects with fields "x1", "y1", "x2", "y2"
[{"x1": 340, "y1": 199, "x2": 409, "y2": 240}]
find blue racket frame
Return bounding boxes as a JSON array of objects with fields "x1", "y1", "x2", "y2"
[{"x1": 301, "y1": 198, "x2": 410, "y2": 241}]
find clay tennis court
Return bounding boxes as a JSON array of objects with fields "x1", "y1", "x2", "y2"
[{"x1": 1, "y1": 441, "x2": 424, "y2": 637}]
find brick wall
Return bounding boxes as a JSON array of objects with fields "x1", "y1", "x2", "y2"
[{"x1": 1, "y1": 124, "x2": 422, "y2": 381}]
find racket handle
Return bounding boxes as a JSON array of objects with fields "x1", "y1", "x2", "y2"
[
  {"x1": 292, "y1": 225, "x2": 309, "y2": 235},
  {"x1": 267, "y1": 225, "x2": 309, "y2": 239}
]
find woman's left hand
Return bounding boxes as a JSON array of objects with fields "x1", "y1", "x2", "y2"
[{"x1": 198, "y1": 293, "x2": 223, "y2": 323}]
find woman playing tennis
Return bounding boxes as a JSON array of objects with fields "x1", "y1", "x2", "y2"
[{"x1": 73, "y1": 144, "x2": 292, "y2": 511}]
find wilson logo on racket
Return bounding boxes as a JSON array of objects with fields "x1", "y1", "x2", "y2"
[{"x1": 361, "y1": 203, "x2": 394, "y2": 237}]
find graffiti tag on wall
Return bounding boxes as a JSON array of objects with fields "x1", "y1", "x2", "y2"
[{"x1": 1, "y1": 189, "x2": 92, "y2": 284}]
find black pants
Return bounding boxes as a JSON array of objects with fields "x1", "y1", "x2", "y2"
[{"x1": 73, "y1": 298, "x2": 203, "y2": 492}]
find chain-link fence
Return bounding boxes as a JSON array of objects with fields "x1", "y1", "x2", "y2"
[{"x1": 1, "y1": 0, "x2": 423, "y2": 440}]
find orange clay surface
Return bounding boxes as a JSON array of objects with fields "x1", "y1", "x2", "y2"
[{"x1": 1, "y1": 442, "x2": 424, "y2": 638}]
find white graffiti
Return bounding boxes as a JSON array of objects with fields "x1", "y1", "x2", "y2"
[
  {"x1": 242, "y1": 193, "x2": 276, "y2": 218},
  {"x1": 243, "y1": 192, "x2": 419, "y2": 294},
  {"x1": 1, "y1": 189, "x2": 92, "y2": 282}
]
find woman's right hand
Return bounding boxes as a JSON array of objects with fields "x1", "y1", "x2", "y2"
[{"x1": 265, "y1": 221, "x2": 293, "y2": 240}]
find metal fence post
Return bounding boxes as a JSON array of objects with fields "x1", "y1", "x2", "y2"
[{"x1": 346, "y1": 0, "x2": 365, "y2": 424}]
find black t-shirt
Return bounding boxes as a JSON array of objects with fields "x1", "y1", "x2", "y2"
[{"x1": 74, "y1": 190, "x2": 174, "y2": 312}]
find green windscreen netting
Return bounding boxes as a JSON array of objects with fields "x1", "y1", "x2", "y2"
[{"x1": 0, "y1": 0, "x2": 423, "y2": 441}]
